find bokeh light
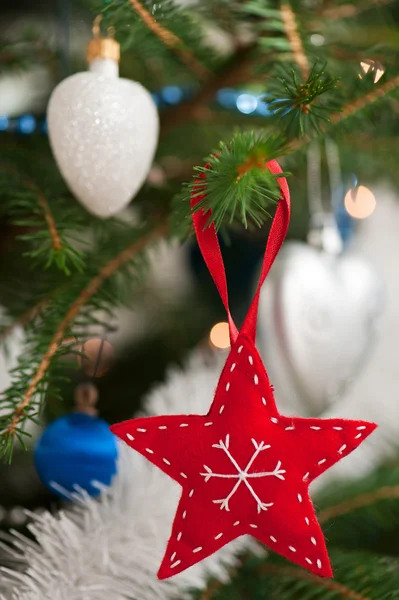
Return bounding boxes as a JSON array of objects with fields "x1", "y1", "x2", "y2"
[
  {"x1": 236, "y1": 94, "x2": 258, "y2": 114},
  {"x1": 209, "y1": 322, "x2": 230, "y2": 349},
  {"x1": 310, "y1": 34, "x2": 325, "y2": 46},
  {"x1": 344, "y1": 186, "x2": 376, "y2": 219},
  {"x1": 359, "y1": 59, "x2": 385, "y2": 84}
]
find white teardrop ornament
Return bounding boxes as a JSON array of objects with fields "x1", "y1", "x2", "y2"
[{"x1": 47, "y1": 35, "x2": 159, "y2": 218}]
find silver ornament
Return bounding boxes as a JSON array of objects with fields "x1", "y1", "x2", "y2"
[
  {"x1": 257, "y1": 241, "x2": 384, "y2": 416},
  {"x1": 47, "y1": 29, "x2": 159, "y2": 218}
]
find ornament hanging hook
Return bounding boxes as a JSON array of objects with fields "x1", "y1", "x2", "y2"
[
  {"x1": 92, "y1": 14, "x2": 115, "y2": 39},
  {"x1": 92, "y1": 15, "x2": 102, "y2": 38},
  {"x1": 307, "y1": 138, "x2": 343, "y2": 255}
]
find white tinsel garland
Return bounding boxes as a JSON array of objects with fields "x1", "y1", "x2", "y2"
[{"x1": 1, "y1": 350, "x2": 257, "y2": 600}]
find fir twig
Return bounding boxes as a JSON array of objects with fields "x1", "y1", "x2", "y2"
[
  {"x1": 319, "y1": 485, "x2": 399, "y2": 524},
  {"x1": 185, "y1": 132, "x2": 287, "y2": 230},
  {"x1": 268, "y1": 62, "x2": 340, "y2": 137},
  {"x1": 0, "y1": 298, "x2": 50, "y2": 344},
  {"x1": 289, "y1": 74, "x2": 399, "y2": 154},
  {"x1": 257, "y1": 564, "x2": 370, "y2": 600},
  {"x1": 2, "y1": 166, "x2": 61, "y2": 252},
  {"x1": 24, "y1": 180, "x2": 62, "y2": 252},
  {"x1": 161, "y1": 43, "x2": 256, "y2": 132},
  {"x1": 330, "y1": 73, "x2": 399, "y2": 126},
  {"x1": 280, "y1": 1, "x2": 309, "y2": 79},
  {"x1": 322, "y1": 0, "x2": 394, "y2": 20},
  {"x1": 129, "y1": 0, "x2": 209, "y2": 80},
  {"x1": 3, "y1": 222, "x2": 167, "y2": 450}
]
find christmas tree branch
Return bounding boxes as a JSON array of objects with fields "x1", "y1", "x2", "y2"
[
  {"x1": 1, "y1": 165, "x2": 61, "y2": 253},
  {"x1": 161, "y1": 43, "x2": 256, "y2": 132},
  {"x1": 318, "y1": 485, "x2": 399, "y2": 524},
  {"x1": 329, "y1": 73, "x2": 399, "y2": 125},
  {"x1": 2, "y1": 222, "x2": 167, "y2": 454},
  {"x1": 198, "y1": 556, "x2": 372, "y2": 600},
  {"x1": 280, "y1": 1, "x2": 309, "y2": 79},
  {"x1": 181, "y1": 131, "x2": 286, "y2": 230},
  {"x1": 256, "y1": 564, "x2": 370, "y2": 600},
  {"x1": 321, "y1": 0, "x2": 394, "y2": 20},
  {"x1": 0, "y1": 297, "x2": 50, "y2": 344},
  {"x1": 24, "y1": 179, "x2": 62, "y2": 252},
  {"x1": 290, "y1": 73, "x2": 399, "y2": 152},
  {"x1": 129, "y1": 0, "x2": 209, "y2": 80},
  {"x1": 0, "y1": 162, "x2": 86, "y2": 275}
]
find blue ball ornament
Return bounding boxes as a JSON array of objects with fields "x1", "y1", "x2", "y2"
[{"x1": 34, "y1": 411, "x2": 118, "y2": 500}]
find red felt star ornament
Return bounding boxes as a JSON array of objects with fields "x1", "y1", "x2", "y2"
[
  {"x1": 110, "y1": 159, "x2": 377, "y2": 580},
  {"x1": 110, "y1": 334, "x2": 376, "y2": 579}
]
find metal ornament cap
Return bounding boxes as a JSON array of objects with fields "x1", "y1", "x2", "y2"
[{"x1": 86, "y1": 37, "x2": 120, "y2": 64}]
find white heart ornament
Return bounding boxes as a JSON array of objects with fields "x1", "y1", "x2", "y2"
[
  {"x1": 47, "y1": 60, "x2": 159, "y2": 218},
  {"x1": 258, "y1": 242, "x2": 384, "y2": 416}
]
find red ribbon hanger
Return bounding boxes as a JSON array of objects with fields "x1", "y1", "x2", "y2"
[{"x1": 190, "y1": 159, "x2": 290, "y2": 345}]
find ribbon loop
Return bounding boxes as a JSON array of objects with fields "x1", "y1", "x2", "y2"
[{"x1": 190, "y1": 159, "x2": 290, "y2": 344}]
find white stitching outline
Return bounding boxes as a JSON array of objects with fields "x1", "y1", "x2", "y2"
[
  {"x1": 163, "y1": 458, "x2": 171, "y2": 465},
  {"x1": 226, "y1": 382, "x2": 230, "y2": 392},
  {"x1": 126, "y1": 433, "x2": 134, "y2": 441},
  {"x1": 311, "y1": 537, "x2": 317, "y2": 546},
  {"x1": 177, "y1": 532, "x2": 182, "y2": 541},
  {"x1": 357, "y1": 426, "x2": 366, "y2": 430},
  {"x1": 310, "y1": 426, "x2": 321, "y2": 430},
  {"x1": 170, "y1": 552, "x2": 176, "y2": 562},
  {"x1": 230, "y1": 363, "x2": 236, "y2": 372},
  {"x1": 270, "y1": 417, "x2": 278, "y2": 424},
  {"x1": 137, "y1": 428, "x2": 147, "y2": 432},
  {"x1": 303, "y1": 472, "x2": 310, "y2": 481},
  {"x1": 180, "y1": 423, "x2": 189, "y2": 428},
  {"x1": 285, "y1": 426, "x2": 295, "y2": 431},
  {"x1": 145, "y1": 448, "x2": 154, "y2": 454},
  {"x1": 182, "y1": 511, "x2": 187, "y2": 519},
  {"x1": 214, "y1": 533, "x2": 223, "y2": 540},
  {"x1": 298, "y1": 493, "x2": 302, "y2": 503},
  {"x1": 318, "y1": 458, "x2": 327, "y2": 465},
  {"x1": 249, "y1": 524, "x2": 258, "y2": 528},
  {"x1": 158, "y1": 425, "x2": 167, "y2": 430},
  {"x1": 189, "y1": 489, "x2": 195, "y2": 498},
  {"x1": 333, "y1": 426, "x2": 343, "y2": 431},
  {"x1": 238, "y1": 345, "x2": 243, "y2": 353},
  {"x1": 270, "y1": 535, "x2": 277, "y2": 542},
  {"x1": 248, "y1": 355, "x2": 254, "y2": 365},
  {"x1": 205, "y1": 422, "x2": 213, "y2": 426},
  {"x1": 233, "y1": 521, "x2": 240, "y2": 526},
  {"x1": 338, "y1": 444, "x2": 347, "y2": 454},
  {"x1": 305, "y1": 557, "x2": 312, "y2": 565},
  {"x1": 317, "y1": 559, "x2": 322, "y2": 569},
  {"x1": 289, "y1": 546, "x2": 296, "y2": 552},
  {"x1": 219, "y1": 405, "x2": 225, "y2": 415},
  {"x1": 355, "y1": 433, "x2": 362, "y2": 439},
  {"x1": 171, "y1": 560, "x2": 181, "y2": 569},
  {"x1": 193, "y1": 547, "x2": 202, "y2": 553},
  {"x1": 262, "y1": 397, "x2": 267, "y2": 406},
  {"x1": 180, "y1": 472, "x2": 188, "y2": 479},
  {"x1": 254, "y1": 374, "x2": 259, "y2": 385},
  {"x1": 305, "y1": 517, "x2": 310, "y2": 526}
]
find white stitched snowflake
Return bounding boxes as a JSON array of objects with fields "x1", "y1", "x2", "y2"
[{"x1": 201, "y1": 434, "x2": 286, "y2": 514}]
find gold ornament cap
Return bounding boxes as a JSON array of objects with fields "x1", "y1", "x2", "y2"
[{"x1": 86, "y1": 16, "x2": 120, "y2": 64}]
